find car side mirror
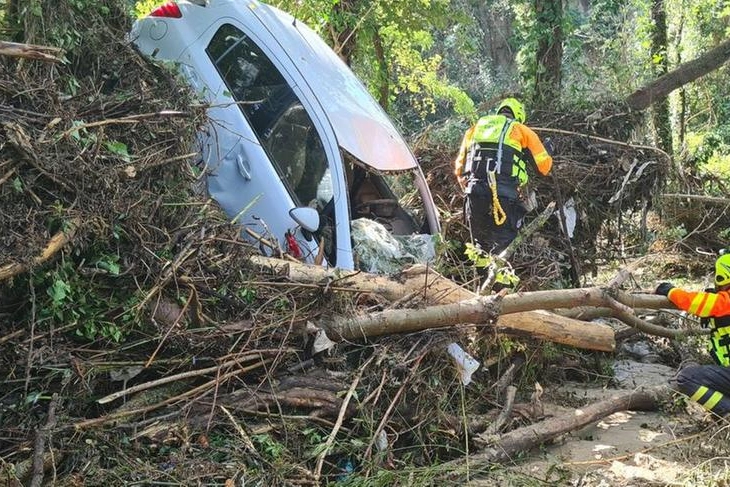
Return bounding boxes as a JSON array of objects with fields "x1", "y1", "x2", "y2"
[{"x1": 289, "y1": 207, "x2": 320, "y2": 233}]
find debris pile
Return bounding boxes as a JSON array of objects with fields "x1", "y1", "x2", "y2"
[
  {"x1": 0, "y1": 2, "x2": 720, "y2": 485},
  {"x1": 417, "y1": 104, "x2": 669, "y2": 287}
]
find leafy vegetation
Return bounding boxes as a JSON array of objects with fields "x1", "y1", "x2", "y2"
[{"x1": 3, "y1": 0, "x2": 730, "y2": 484}]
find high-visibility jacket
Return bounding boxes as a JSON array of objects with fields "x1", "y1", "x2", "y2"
[
  {"x1": 454, "y1": 115, "x2": 552, "y2": 198},
  {"x1": 667, "y1": 287, "x2": 730, "y2": 366}
]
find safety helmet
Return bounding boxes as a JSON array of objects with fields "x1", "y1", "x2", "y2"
[
  {"x1": 715, "y1": 252, "x2": 730, "y2": 286},
  {"x1": 496, "y1": 98, "x2": 526, "y2": 124}
]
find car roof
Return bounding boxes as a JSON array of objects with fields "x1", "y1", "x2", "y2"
[{"x1": 241, "y1": 1, "x2": 419, "y2": 172}]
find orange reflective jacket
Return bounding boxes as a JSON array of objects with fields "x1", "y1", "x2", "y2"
[
  {"x1": 667, "y1": 288, "x2": 730, "y2": 317},
  {"x1": 667, "y1": 287, "x2": 730, "y2": 366}
]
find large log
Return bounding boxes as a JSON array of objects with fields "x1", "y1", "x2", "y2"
[
  {"x1": 445, "y1": 385, "x2": 672, "y2": 467},
  {"x1": 248, "y1": 256, "x2": 616, "y2": 352}
]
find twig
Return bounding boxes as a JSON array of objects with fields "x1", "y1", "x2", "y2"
[
  {"x1": 606, "y1": 257, "x2": 648, "y2": 289},
  {"x1": 25, "y1": 279, "x2": 37, "y2": 395},
  {"x1": 658, "y1": 193, "x2": 730, "y2": 206},
  {"x1": 0, "y1": 218, "x2": 80, "y2": 281},
  {"x1": 0, "y1": 41, "x2": 64, "y2": 62},
  {"x1": 563, "y1": 431, "x2": 704, "y2": 466},
  {"x1": 482, "y1": 385, "x2": 517, "y2": 436},
  {"x1": 314, "y1": 356, "x2": 373, "y2": 480},
  {"x1": 480, "y1": 202, "x2": 556, "y2": 294},
  {"x1": 0, "y1": 167, "x2": 17, "y2": 186},
  {"x1": 58, "y1": 110, "x2": 191, "y2": 139},
  {"x1": 75, "y1": 359, "x2": 272, "y2": 429},
  {"x1": 364, "y1": 351, "x2": 427, "y2": 461},
  {"x1": 534, "y1": 126, "x2": 672, "y2": 162},
  {"x1": 30, "y1": 393, "x2": 58, "y2": 487},
  {"x1": 144, "y1": 290, "x2": 193, "y2": 368},
  {"x1": 134, "y1": 241, "x2": 197, "y2": 313},
  {"x1": 97, "y1": 353, "x2": 270, "y2": 404},
  {"x1": 219, "y1": 405, "x2": 257, "y2": 453}
]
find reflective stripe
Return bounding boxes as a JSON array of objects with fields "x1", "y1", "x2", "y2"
[
  {"x1": 688, "y1": 293, "x2": 711, "y2": 315},
  {"x1": 700, "y1": 294, "x2": 718, "y2": 315},
  {"x1": 703, "y1": 391, "x2": 724, "y2": 410},
  {"x1": 690, "y1": 386, "x2": 709, "y2": 402},
  {"x1": 711, "y1": 325, "x2": 730, "y2": 366}
]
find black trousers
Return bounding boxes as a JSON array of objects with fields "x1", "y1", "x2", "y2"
[
  {"x1": 464, "y1": 184, "x2": 526, "y2": 255},
  {"x1": 676, "y1": 364, "x2": 730, "y2": 416}
]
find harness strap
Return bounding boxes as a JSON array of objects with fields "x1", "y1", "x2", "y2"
[
  {"x1": 493, "y1": 119, "x2": 512, "y2": 175},
  {"x1": 486, "y1": 119, "x2": 511, "y2": 226},
  {"x1": 487, "y1": 171, "x2": 507, "y2": 226}
]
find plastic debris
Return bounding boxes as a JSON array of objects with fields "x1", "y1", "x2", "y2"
[
  {"x1": 351, "y1": 218, "x2": 435, "y2": 275},
  {"x1": 446, "y1": 343, "x2": 480, "y2": 385}
]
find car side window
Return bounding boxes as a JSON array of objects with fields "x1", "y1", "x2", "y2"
[
  {"x1": 206, "y1": 23, "x2": 336, "y2": 263},
  {"x1": 206, "y1": 24, "x2": 332, "y2": 208}
]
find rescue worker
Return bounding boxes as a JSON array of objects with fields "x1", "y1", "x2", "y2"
[
  {"x1": 655, "y1": 251, "x2": 730, "y2": 417},
  {"x1": 453, "y1": 98, "x2": 553, "y2": 254}
]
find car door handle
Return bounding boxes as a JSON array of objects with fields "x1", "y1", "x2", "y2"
[{"x1": 236, "y1": 152, "x2": 251, "y2": 180}]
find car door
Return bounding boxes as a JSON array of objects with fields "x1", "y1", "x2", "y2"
[{"x1": 184, "y1": 17, "x2": 352, "y2": 267}]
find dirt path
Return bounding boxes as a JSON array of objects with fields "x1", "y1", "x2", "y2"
[{"x1": 511, "y1": 361, "x2": 711, "y2": 485}]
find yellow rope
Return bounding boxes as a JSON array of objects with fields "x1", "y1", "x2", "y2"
[{"x1": 488, "y1": 173, "x2": 507, "y2": 225}]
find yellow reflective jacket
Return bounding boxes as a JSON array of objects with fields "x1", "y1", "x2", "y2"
[{"x1": 453, "y1": 115, "x2": 552, "y2": 192}]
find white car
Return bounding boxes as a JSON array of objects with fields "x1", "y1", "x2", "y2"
[{"x1": 130, "y1": 0, "x2": 440, "y2": 270}]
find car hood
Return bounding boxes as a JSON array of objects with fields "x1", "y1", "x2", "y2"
[{"x1": 246, "y1": 2, "x2": 418, "y2": 172}]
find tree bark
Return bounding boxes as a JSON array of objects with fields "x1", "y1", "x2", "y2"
[
  {"x1": 0, "y1": 41, "x2": 63, "y2": 62},
  {"x1": 248, "y1": 255, "x2": 703, "y2": 346},
  {"x1": 534, "y1": 0, "x2": 563, "y2": 104},
  {"x1": 650, "y1": 0, "x2": 672, "y2": 154},
  {"x1": 626, "y1": 37, "x2": 730, "y2": 111},
  {"x1": 470, "y1": 1, "x2": 516, "y2": 81},
  {"x1": 325, "y1": 287, "x2": 643, "y2": 348},
  {"x1": 446, "y1": 385, "x2": 672, "y2": 466},
  {"x1": 248, "y1": 256, "x2": 616, "y2": 351}
]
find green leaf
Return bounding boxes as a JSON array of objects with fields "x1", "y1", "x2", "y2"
[
  {"x1": 105, "y1": 141, "x2": 130, "y2": 162},
  {"x1": 48, "y1": 279, "x2": 71, "y2": 305}
]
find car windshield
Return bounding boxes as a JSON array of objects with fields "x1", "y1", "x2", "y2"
[{"x1": 206, "y1": 23, "x2": 332, "y2": 209}]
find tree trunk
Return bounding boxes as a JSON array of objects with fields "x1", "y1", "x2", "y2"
[
  {"x1": 329, "y1": 0, "x2": 358, "y2": 66},
  {"x1": 650, "y1": 0, "x2": 672, "y2": 154},
  {"x1": 626, "y1": 37, "x2": 730, "y2": 111},
  {"x1": 247, "y1": 256, "x2": 616, "y2": 351},
  {"x1": 372, "y1": 30, "x2": 390, "y2": 110},
  {"x1": 447, "y1": 385, "x2": 672, "y2": 466},
  {"x1": 326, "y1": 286, "x2": 672, "y2": 348},
  {"x1": 471, "y1": 1, "x2": 517, "y2": 81},
  {"x1": 534, "y1": 0, "x2": 563, "y2": 104}
]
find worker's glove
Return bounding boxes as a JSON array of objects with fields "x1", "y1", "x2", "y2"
[
  {"x1": 543, "y1": 137, "x2": 555, "y2": 156},
  {"x1": 655, "y1": 282, "x2": 675, "y2": 297}
]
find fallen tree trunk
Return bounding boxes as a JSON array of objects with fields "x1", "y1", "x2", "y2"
[
  {"x1": 326, "y1": 294, "x2": 615, "y2": 351},
  {"x1": 249, "y1": 256, "x2": 615, "y2": 352},
  {"x1": 446, "y1": 385, "x2": 673, "y2": 468}
]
